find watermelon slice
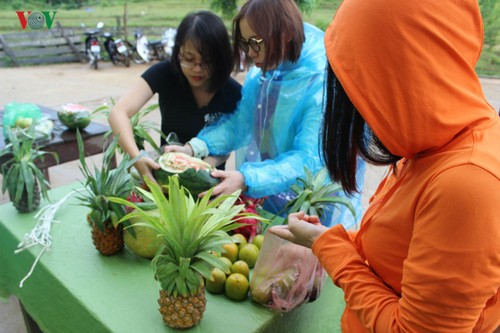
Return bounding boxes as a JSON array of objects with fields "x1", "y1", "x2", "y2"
[
  {"x1": 58, "y1": 103, "x2": 91, "y2": 130},
  {"x1": 153, "y1": 152, "x2": 220, "y2": 196}
]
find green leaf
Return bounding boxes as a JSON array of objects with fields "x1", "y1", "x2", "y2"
[{"x1": 191, "y1": 261, "x2": 214, "y2": 280}]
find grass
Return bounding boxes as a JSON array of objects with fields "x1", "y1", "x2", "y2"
[
  {"x1": 0, "y1": 0, "x2": 339, "y2": 33},
  {"x1": 0, "y1": 0, "x2": 498, "y2": 76}
]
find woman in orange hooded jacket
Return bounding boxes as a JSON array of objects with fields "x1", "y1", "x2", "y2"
[{"x1": 270, "y1": 0, "x2": 500, "y2": 331}]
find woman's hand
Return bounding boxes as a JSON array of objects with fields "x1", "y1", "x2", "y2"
[
  {"x1": 134, "y1": 155, "x2": 160, "y2": 184},
  {"x1": 199, "y1": 170, "x2": 245, "y2": 198},
  {"x1": 269, "y1": 212, "x2": 328, "y2": 249},
  {"x1": 162, "y1": 144, "x2": 193, "y2": 156}
]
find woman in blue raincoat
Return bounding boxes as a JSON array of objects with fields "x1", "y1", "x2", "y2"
[{"x1": 166, "y1": 0, "x2": 365, "y2": 229}]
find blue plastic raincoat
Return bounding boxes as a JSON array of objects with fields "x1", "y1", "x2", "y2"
[{"x1": 198, "y1": 23, "x2": 365, "y2": 229}]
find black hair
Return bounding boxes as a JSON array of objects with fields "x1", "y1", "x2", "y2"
[
  {"x1": 171, "y1": 11, "x2": 234, "y2": 92},
  {"x1": 321, "y1": 65, "x2": 401, "y2": 194}
]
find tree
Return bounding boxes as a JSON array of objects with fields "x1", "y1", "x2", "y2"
[
  {"x1": 207, "y1": 0, "x2": 318, "y2": 18},
  {"x1": 479, "y1": 0, "x2": 500, "y2": 50}
]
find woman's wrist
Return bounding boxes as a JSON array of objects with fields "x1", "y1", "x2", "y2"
[{"x1": 187, "y1": 137, "x2": 209, "y2": 159}]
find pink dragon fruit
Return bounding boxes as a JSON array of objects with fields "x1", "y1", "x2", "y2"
[
  {"x1": 232, "y1": 195, "x2": 265, "y2": 242},
  {"x1": 125, "y1": 191, "x2": 144, "y2": 213}
]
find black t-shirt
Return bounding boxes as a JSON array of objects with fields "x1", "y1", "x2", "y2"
[{"x1": 141, "y1": 60, "x2": 242, "y2": 145}]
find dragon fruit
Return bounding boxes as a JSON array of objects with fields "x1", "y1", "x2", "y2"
[{"x1": 232, "y1": 195, "x2": 265, "y2": 242}]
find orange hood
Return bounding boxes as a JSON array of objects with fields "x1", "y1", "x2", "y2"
[{"x1": 325, "y1": 0, "x2": 497, "y2": 158}]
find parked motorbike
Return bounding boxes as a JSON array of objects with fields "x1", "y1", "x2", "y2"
[
  {"x1": 84, "y1": 22, "x2": 103, "y2": 70},
  {"x1": 132, "y1": 28, "x2": 176, "y2": 64},
  {"x1": 102, "y1": 31, "x2": 131, "y2": 67}
]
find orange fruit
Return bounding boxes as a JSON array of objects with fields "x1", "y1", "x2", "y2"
[
  {"x1": 238, "y1": 243, "x2": 260, "y2": 268},
  {"x1": 230, "y1": 260, "x2": 250, "y2": 279},
  {"x1": 219, "y1": 257, "x2": 233, "y2": 274},
  {"x1": 231, "y1": 233, "x2": 248, "y2": 249},
  {"x1": 250, "y1": 287, "x2": 272, "y2": 305},
  {"x1": 225, "y1": 273, "x2": 249, "y2": 301},
  {"x1": 221, "y1": 242, "x2": 239, "y2": 263},
  {"x1": 251, "y1": 234, "x2": 264, "y2": 249},
  {"x1": 206, "y1": 267, "x2": 227, "y2": 294}
]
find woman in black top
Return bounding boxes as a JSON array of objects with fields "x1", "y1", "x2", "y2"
[{"x1": 109, "y1": 10, "x2": 242, "y2": 181}]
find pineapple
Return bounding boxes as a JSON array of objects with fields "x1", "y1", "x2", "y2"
[
  {"x1": 284, "y1": 167, "x2": 356, "y2": 221},
  {"x1": 109, "y1": 176, "x2": 263, "y2": 329},
  {"x1": 0, "y1": 127, "x2": 58, "y2": 213},
  {"x1": 75, "y1": 131, "x2": 136, "y2": 256}
]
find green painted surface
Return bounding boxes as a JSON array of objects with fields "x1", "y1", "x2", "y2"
[{"x1": 0, "y1": 183, "x2": 344, "y2": 333}]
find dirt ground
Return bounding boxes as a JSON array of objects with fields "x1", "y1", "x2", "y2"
[{"x1": 1, "y1": 61, "x2": 499, "y2": 112}]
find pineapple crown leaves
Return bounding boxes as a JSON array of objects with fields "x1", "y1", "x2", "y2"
[
  {"x1": 283, "y1": 167, "x2": 356, "y2": 220},
  {"x1": 94, "y1": 98, "x2": 164, "y2": 152},
  {"x1": 75, "y1": 130, "x2": 139, "y2": 229},
  {"x1": 0, "y1": 127, "x2": 58, "y2": 207},
  {"x1": 108, "y1": 175, "x2": 265, "y2": 296}
]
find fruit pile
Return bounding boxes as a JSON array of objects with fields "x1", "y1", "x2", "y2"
[{"x1": 206, "y1": 233, "x2": 264, "y2": 301}]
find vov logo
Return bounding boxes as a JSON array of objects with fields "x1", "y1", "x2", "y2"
[{"x1": 16, "y1": 11, "x2": 58, "y2": 30}]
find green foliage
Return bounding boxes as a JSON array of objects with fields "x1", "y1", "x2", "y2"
[
  {"x1": 75, "y1": 130, "x2": 138, "y2": 230},
  {"x1": 479, "y1": 0, "x2": 500, "y2": 49},
  {"x1": 0, "y1": 0, "x2": 497, "y2": 75},
  {"x1": 93, "y1": 98, "x2": 164, "y2": 153},
  {"x1": 206, "y1": 0, "x2": 238, "y2": 19},
  {"x1": 283, "y1": 167, "x2": 355, "y2": 221},
  {"x1": 108, "y1": 176, "x2": 266, "y2": 295},
  {"x1": 0, "y1": 127, "x2": 58, "y2": 212},
  {"x1": 206, "y1": 0, "x2": 318, "y2": 18}
]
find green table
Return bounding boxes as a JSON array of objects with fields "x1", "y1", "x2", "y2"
[{"x1": 0, "y1": 183, "x2": 345, "y2": 333}]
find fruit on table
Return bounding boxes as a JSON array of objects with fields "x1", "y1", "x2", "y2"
[
  {"x1": 153, "y1": 152, "x2": 220, "y2": 197},
  {"x1": 238, "y1": 243, "x2": 260, "y2": 268},
  {"x1": 230, "y1": 260, "x2": 250, "y2": 279},
  {"x1": 252, "y1": 234, "x2": 264, "y2": 249},
  {"x1": 58, "y1": 103, "x2": 92, "y2": 130},
  {"x1": 250, "y1": 287, "x2": 272, "y2": 305},
  {"x1": 232, "y1": 195, "x2": 264, "y2": 241},
  {"x1": 206, "y1": 267, "x2": 227, "y2": 294},
  {"x1": 15, "y1": 117, "x2": 33, "y2": 129},
  {"x1": 221, "y1": 242, "x2": 239, "y2": 263},
  {"x1": 231, "y1": 233, "x2": 248, "y2": 249},
  {"x1": 225, "y1": 273, "x2": 249, "y2": 301},
  {"x1": 219, "y1": 256, "x2": 233, "y2": 271},
  {"x1": 123, "y1": 208, "x2": 162, "y2": 259}
]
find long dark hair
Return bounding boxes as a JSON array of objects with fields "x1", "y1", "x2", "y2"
[
  {"x1": 171, "y1": 11, "x2": 234, "y2": 92},
  {"x1": 321, "y1": 65, "x2": 400, "y2": 194}
]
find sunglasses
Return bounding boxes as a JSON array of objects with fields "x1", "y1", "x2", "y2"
[{"x1": 238, "y1": 36, "x2": 263, "y2": 53}]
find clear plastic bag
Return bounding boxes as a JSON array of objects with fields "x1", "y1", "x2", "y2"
[{"x1": 249, "y1": 232, "x2": 326, "y2": 312}]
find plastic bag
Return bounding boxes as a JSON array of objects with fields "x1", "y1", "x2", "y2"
[
  {"x1": 249, "y1": 232, "x2": 326, "y2": 312},
  {"x1": 2, "y1": 102, "x2": 42, "y2": 136}
]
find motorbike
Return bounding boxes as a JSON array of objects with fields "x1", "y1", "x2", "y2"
[
  {"x1": 132, "y1": 28, "x2": 176, "y2": 64},
  {"x1": 102, "y1": 31, "x2": 131, "y2": 67},
  {"x1": 84, "y1": 22, "x2": 104, "y2": 70}
]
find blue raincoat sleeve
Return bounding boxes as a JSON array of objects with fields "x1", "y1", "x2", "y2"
[{"x1": 198, "y1": 24, "x2": 365, "y2": 229}]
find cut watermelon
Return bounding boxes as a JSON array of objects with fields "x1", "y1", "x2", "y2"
[{"x1": 153, "y1": 152, "x2": 220, "y2": 196}]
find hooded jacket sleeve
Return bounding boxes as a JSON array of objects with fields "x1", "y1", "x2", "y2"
[
  {"x1": 312, "y1": 165, "x2": 500, "y2": 332},
  {"x1": 197, "y1": 68, "x2": 260, "y2": 156}
]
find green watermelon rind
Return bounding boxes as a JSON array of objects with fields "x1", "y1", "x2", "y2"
[
  {"x1": 153, "y1": 153, "x2": 221, "y2": 196},
  {"x1": 58, "y1": 110, "x2": 91, "y2": 130}
]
